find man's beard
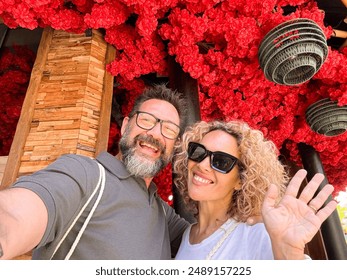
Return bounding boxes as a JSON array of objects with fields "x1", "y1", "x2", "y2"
[{"x1": 119, "y1": 125, "x2": 172, "y2": 178}]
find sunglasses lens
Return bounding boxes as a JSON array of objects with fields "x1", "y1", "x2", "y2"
[
  {"x1": 212, "y1": 153, "x2": 236, "y2": 173},
  {"x1": 188, "y1": 142, "x2": 238, "y2": 174},
  {"x1": 188, "y1": 142, "x2": 206, "y2": 162}
]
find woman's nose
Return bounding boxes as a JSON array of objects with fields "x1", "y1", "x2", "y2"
[{"x1": 197, "y1": 156, "x2": 212, "y2": 172}]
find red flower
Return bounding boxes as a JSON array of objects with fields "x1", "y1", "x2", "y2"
[
  {"x1": 84, "y1": 1, "x2": 130, "y2": 29},
  {"x1": 153, "y1": 164, "x2": 174, "y2": 205}
]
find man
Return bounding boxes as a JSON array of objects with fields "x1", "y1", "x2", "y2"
[{"x1": 0, "y1": 84, "x2": 190, "y2": 260}]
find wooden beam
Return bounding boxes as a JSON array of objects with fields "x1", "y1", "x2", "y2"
[
  {"x1": 0, "y1": 156, "x2": 8, "y2": 183},
  {"x1": 1, "y1": 27, "x2": 54, "y2": 189},
  {"x1": 333, "y1": 29, "x2": 347, "y2": 38},
  {"x1": 95, "y1": 38, "x2": 116, "y2": 156}
]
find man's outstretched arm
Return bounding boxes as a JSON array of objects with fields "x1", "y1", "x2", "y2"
[{"x1": 0, "y1": 188, "x2": 47, "y2": 259}]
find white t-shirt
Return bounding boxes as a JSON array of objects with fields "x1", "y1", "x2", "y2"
[{"x1": 175, "y1": 218, "x2": 274, "y2": 260}]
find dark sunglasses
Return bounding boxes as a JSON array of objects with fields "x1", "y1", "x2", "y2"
[{"x1": 187, "y1": 142, "x2": 239, "y2": 174}]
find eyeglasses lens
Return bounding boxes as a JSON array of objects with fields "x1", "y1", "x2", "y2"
[{"x1": 136, "y1": 112, "x2": 180, "y2": 140}]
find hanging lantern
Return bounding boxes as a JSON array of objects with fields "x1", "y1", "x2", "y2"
[
  {"x1": 306, "y1": 98, "x2": 347, "y2": 136},
  {"x1": 258, "y1": 18, "x2": 328, "y2": 86}
]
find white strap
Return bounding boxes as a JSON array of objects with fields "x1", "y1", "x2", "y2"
[
  {"x1": 205, "y1": 219, "x2": 239, "y2": 260},
  {"x1": 50, "y1": 162, "x2": 106, "y2": 259},
  {"x1": 161, "y1": 201, "x2": 167, "y2": 217}
]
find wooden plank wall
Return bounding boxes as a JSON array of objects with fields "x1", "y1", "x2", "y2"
[
  {"x1": 0, "y1": 156, "x2": 7, "y2": 182},
  {"x1": 1, "y1": 27, "x2": 115, "y2": 188}
]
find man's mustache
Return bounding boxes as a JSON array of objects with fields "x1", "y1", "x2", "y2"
[{"x1": 134, "y1": 134, "x2": 165, "y2": 154}]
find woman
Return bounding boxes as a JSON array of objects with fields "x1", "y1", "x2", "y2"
[{"x1": 173, "y1": 120, "x2": 336, "y2": 260}]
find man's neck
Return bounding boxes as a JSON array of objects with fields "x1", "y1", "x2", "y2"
[
  {"x1": 144, "y1": 178, "x2": 153, "y2": 189},
  {"x1": 115, "y1": 153, "x2": 122, "y2": 161}
]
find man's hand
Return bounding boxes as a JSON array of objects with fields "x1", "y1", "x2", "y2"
[
  {"x1": 246, "y1": 215, "x2": 263, "y2": 225},
  {"x1": 0, "y1": 188, "x2": 48, "y2": 259}
]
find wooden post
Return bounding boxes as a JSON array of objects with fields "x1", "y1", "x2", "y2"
[
  {"x1": 1, "y1": 27, "x2": 115, "y2": 189},
  {"x1": 0, "y1": 156, "x2": 8, "y2": 182},
  {"x1": 298, "y1": 142, "x2": 347, "y2": 259}
]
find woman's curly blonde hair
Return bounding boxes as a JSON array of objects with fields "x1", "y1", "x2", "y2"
[{"x1": 173, "y1": 120, "x2": 289, "y2": 222}]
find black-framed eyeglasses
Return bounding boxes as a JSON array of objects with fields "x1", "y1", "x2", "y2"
[
  {"x1": 134, "y1": 111, "x2": 180, "y2": 140},
  {"x1": 187, "y1": 142, "x2": 239, "y2": 174}
]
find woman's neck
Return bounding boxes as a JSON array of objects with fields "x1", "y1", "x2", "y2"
[{"x1": 189, "y1": 203, "x2": 230, "y2": 244}]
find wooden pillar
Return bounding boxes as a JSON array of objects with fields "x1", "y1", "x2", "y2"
[
  {"x1": 0, "y1": 156, "x2": 7, "y2": 183},
  {"x1": 1, "y1": 27, "x2": 115, "y2": 189},
  {"x1": 298, "y1": 142, "x2": 347, "y2": 259},
  {"x1": 168, "y1": 56, "x2": 200, "y2": 223}
]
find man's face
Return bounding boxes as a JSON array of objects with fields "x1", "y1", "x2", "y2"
[{"x1": 119, "y1": 99, "x2": 180, "y2": 178}]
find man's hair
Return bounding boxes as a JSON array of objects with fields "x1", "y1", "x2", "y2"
[{"x1": 128, "y1": 84, "x2": 188, "y2": 134}]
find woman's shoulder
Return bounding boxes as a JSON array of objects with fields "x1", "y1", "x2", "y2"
[{"x1": 236, "y1": 221, "x2": 269, "y2": 237}]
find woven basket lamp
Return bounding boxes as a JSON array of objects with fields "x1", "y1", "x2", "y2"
[
  {"x1": 258, "y1": 18, "x2": 328, "y2": 86},
  {"x1": 306, "y1": 98, "x2": 347, "y2": 136}
]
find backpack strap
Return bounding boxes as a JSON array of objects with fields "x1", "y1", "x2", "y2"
[{"x1": 50, "y1": 162, "x2": 106, "y2": 259}]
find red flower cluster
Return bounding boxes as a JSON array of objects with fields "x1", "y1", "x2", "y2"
[
  {"x1": 0, "y1": 46, "x2": 36, "y2": 155},
  {"x1": 153, "y1": 164, "x2": 174, "y2": 206},
  {"x1": 158, "y1": 0, "x2": 347, "y2": 196},
  {"x1": 1, "y1": 0, "x2": 346, "y2": 201}
]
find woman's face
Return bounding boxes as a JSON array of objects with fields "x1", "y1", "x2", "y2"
[{"x1": 187, "y1": 130, "x2": 241, "y2": 205}]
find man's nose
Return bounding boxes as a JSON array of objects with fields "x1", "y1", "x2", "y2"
[{"x1": 146, "y1": 121, "x2": 162, "y2": 137}]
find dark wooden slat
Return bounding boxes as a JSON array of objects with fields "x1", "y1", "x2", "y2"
[
  {"x1": 0, "y1": 24, "x2": 8, "y2": 48},
  {"x1": 168, "y1": 56, "x2": 199, "y2": 224},
  {"x1": 95, "y1": 38, "x2": 116, "y2": 156}
]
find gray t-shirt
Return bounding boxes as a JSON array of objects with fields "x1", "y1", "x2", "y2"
[{"x1": 12, "y1": 152, "x2": 189, "y2": 259}]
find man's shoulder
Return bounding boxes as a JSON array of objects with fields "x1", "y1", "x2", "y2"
[
  {"x1": 58, "y1": 153, "x2": 95, "y2": 162},
  {"x1": 46, "y1": 153, "x2": 99, "y2": 176},
  {"x1": 96, "y1": 152, "x2": 131, "y2": 179}
]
